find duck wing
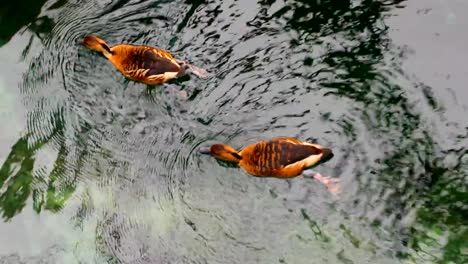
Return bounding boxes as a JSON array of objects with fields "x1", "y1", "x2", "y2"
[
  {"x1": 273, "y1": 139, "x2": 322, "y2": 167},
  {"x1": 142, "y1": 48, "x2": 181, "y2": 75},
  {"x1": 240, "y1": 138, "x2": 322, "y2": 175},
  {"x1": 123, "y1": 47, "x2": 181, "y2": 77}
]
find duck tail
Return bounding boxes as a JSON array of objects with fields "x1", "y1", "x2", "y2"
[{"x1": 178, "y1": 60, "x2": 210, "y2": 79}]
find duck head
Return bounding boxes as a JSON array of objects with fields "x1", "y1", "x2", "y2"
[
  {"x1": 83, "y1": 35, "x2": 112, "y2": 58},
  {"x1": 199, "y1": 144, "x2": 241, "y2": 163}
]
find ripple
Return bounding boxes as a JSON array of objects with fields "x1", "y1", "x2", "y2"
[{"x1": 3, "y1": 0, "x2": 467, "y2": 263}]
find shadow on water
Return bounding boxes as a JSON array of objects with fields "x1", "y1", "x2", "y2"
[
  {"x1": 284, "y1": 1, "x2": 467, "y2": 263},
  {"x1": 0, "y1": 0, "x2": 47, "y2": 47},
  {"x1": 273, "y1": 1, "x2": 467, "y2": 263},
  {"x1": 0, "y1": 0, "x2": 68, "y2": 49},
  {"x1": 0, "y1": 108, "x2": 79, "y2": 221},
  {"x1": 1, "y1": 0, "x2": 467, "y2": 263}
]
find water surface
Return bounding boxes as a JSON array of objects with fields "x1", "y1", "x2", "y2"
[{"x1": 0, "y1": 0, "x2": 467, "y2": 263}]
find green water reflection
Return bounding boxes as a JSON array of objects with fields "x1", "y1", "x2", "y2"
[{"x1": 0, "y1": 109, "x2": 75, "y2": 220}]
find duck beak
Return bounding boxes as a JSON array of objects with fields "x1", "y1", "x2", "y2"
[
  {"x1": 320, "y1": 148, "x2": 333, "y2": 163},
  {"x1": 199, "y1": 146, "x2": 212, "y2": 155}
]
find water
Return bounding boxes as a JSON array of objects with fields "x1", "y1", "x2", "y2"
[{"x1": 1, "y1": 0, "x2": 467, "y2": 263}]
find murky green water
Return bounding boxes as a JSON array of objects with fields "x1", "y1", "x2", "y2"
[{"x1": 1, "y1": 0, "x2": 467, "y2": 263}]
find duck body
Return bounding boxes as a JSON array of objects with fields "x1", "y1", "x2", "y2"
[
  {"x1": 108, "y1": 44, "x2": 186, "y2": 85},
  {"x1": 83, "y1": 35, "x2": 207, "y2": 85},
  {"x1": 199, "y1": 137, "x2": 333, "y2": 178}
]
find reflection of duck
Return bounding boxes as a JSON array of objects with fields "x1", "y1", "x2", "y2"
[
  {"x1": 83, "y1": 35, "x2": 208, "y2": 85},
  {"x1": 199, "y1": 137, "x2": 339, "y2": 192}
]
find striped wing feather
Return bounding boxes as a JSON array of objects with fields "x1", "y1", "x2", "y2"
[
  {"x1": 276, "y1": 141, "x2": 322, "y2": 167},
  {"x1": 101, "y1": 43, "x2": 185, "y2": 85},
  {"x1": 140, "y1": 48, "x2": 180, "y2": 76},
  {"x1": 120, "y1": 46, "x2": 180, "y2": 78},
  {"x1": 240, "y1": 138, "x2": 322, "y2": 176}
]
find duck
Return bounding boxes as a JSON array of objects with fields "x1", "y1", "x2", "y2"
[
  {"x1": 199, "y1": 137, "x2": 339, "y2": 193},
  {"x1": 82, "y1": 35, "x2": 208, "y2": 85}
]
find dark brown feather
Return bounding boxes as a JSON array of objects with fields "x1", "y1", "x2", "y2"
[
  {"x1": 123, "y1": 48, "x2": 180, "y2": 76},
  {"x1": 247, "y1": 140, "x2": 322, "y2": 174},
  {"x1": 277, "y1": 141, "x2": 322, "y2": 167},
  {"x1": 142, "y1": 49, "x2": 181, "y2": 75},
  {"x1": 100, "y1": 43, "x2": 112, "y2": 54}
]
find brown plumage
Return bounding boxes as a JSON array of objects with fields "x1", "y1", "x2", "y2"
[
  {"x1": 83, "y1": 35, "x2": 208, "y2": 85},
  {"x1": 199, "y1": 137, "x2": 333, "y2": 178}
]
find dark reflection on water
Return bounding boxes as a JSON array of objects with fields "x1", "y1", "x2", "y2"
[
  {"x1": 0, "y1": 0, "x2": 47, "y2": 46},
  {"x1": 0, "y1": 108, "x2": 70, "y2": 220},
  {"x1": 1, "y1": 0, "x2": 467, "y2": 263}
]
